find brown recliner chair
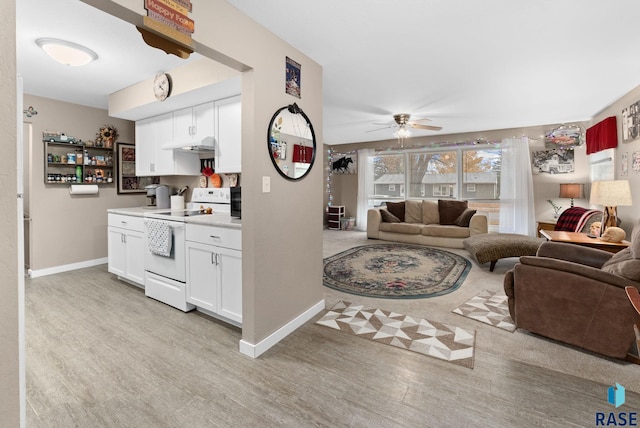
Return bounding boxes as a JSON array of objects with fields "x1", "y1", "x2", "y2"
[{"x1": 504, "y1": 240, "x2": 640, "y2": 360}]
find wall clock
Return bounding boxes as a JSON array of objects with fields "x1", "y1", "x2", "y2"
[{"x1": 153, "y1": 72, "x2": 172, "y2": 101}]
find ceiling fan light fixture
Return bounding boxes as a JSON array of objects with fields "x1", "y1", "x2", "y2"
[
  {"x1": 394, "y1": 125, "x2": 411, "y2": 139},
  {"x1": 36, "y1": 38, "x2": 98, "y2": 67}
]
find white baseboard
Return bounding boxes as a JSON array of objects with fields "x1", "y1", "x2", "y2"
[
  {"x1": 29, "y1": 258, "x2": 108, "y2": 278},
  {"x1": 239, "y1": 299, "x2": 325, "y2": 358}
]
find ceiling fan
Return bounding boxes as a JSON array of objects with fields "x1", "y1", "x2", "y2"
[{"x1": 369, "y1": 113, "x2": 443, "y2": 138}]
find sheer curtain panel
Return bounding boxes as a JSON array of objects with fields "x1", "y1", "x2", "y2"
[
  {"x1": 356, "y1": 148, "x2": 373, "y2": 231},
  {"x1": 499, "y1": 137, "x2": 535, "y2": 235}
]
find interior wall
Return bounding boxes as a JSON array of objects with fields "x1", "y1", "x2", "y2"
[
  {"x1": 590, "y1": 82, "x2": 640, "y2": 235},
  {"x1": 25, "y1": 94, "x2": 143, "y2": 272},
  {"x1": 83, "y1": 0, "x2": 325, "y2": 347},
  {"x1": 1, "y1": 0, "x2": 20, "y2": 424},
  {"x1": 325, "y1": 121, "x2": 592, "y2": 227}
]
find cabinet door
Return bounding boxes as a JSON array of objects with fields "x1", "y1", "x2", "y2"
[
  {"x1": 135, "y1": 118, "x2": 155, "y2": 176},
  {"x1": 108, "y1": 227, "x2": 127, "y2": 277},
  {"x1": 153, "y1": 112, "x2": 175, "y2": 176},
  {"x1": 173, "y1": 106, "x2": 194, "y2": 145},
  {"x1": 215, "y1": 95, "x2": 242, "y2": 173},
  {"x1": 124, "y1": 230, "x2": 145, "y2": 285},
  {"x1": 186, "y1": 242, "x2": 218, "y2": 313},
  {"x1": 193, "y1": 102, "x2": 215, "y2": 142},
  {"x1": 217, "y1": 247, "x2": 242, "y2": 324}
]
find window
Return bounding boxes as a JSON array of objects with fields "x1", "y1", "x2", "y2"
[
  {"x1": 462, "y1": 149, "x2": 501, "y2": 199},
  {"x1": 408, "y1": 151, "x2": 457, "y2": 198},
  {"x1": 365, "y1": 147, "x2": 501, "y2": 213},
  {"x1": 369, "y1": 153, "x2": 405, "y2": 206}
]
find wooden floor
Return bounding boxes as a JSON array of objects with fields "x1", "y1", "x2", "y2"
[{"x1": 26, "y1": 231, "x2": 639, "y2": 427}]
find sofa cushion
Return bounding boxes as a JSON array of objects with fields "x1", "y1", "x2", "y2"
[
  {"x1": 380, "y1": 209, "x2": 401, "y2": 223},
  {"x1": 385, "y1": 201, "x2": 405, "y2": 222},
  {"x1": 455, "y1": 209, "x2": 477, "y2": 227},
  {"x1": 601, "y1": 248, "x2": 640, "y2": 282},
  {"x1": 422, "y1": 200, "x2": 439, "y2": 225},
  {"x1": 438, "y1": 200, "x2": 468, "y2": 225},
  {"x1": 422, "y1": 224, "x2": 470, "y2": 239},
  {"x1": 404, "y1": 200, "x2": 423, "y2": 223},
  {"x1": 379, "y1": 222, "x2": 423, "y2": 234}
]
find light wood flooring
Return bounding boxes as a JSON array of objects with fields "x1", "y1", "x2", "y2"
[{"x1": 26, "y1": 230, "x2": 639, "y2": 427}]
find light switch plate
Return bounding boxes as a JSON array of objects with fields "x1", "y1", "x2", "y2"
[{"x1": 262, "y1": 176, "x2": 270, "y2": 193}]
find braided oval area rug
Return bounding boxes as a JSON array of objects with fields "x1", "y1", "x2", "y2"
[{"x1": 323, "y1": 243, "x2": 471, "y2": 299}]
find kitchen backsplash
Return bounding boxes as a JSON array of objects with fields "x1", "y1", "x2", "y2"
[{"x1": 160, "y1": 173, "x2": 240, "y2": 202}]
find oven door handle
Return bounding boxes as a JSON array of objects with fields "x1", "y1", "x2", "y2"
[{"x1": 144, "y1": 220, "x2": 185, "y2": 230}]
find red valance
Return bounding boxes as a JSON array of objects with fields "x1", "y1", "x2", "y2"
[{"x1": 586, "y1": 116, "x2": 618, "y2": 154}]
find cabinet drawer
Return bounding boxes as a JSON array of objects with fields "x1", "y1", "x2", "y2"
[
  {"x1": 108, "y1": 213, "x2": 145, "y2": 232},
  {"x1": 186, "y1": 224, "x2": 241, "y2": 250}
]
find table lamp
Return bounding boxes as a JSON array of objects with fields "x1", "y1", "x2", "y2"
[
  {"x1": 589, "y1": 180, "x2": 633, "y2": 234},
  {"x1": 559, "y1": 183, "x2": 584, "y2": 207}
]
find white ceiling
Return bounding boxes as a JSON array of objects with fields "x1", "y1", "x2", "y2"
[{"x1": 18, "y1": 0, "x2": 640, "y2": 145}]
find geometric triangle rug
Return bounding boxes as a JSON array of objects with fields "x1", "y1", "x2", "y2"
[
  {"x1": 452, "y1": 289, "x2": 516, "y2": 332},
  {"x1": 316, "y1": 301, "x2": 475, "y2": 369}
]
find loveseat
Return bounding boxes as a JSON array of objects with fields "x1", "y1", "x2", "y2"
[
  {"x1": 504, "y1": 231, "x2": 640, "y2": 360},
  {"x1": 367, "y1": 199, "x2": 488, "y2": 249}
]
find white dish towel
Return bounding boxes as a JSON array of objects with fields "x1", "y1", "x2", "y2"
[{"x1": 146, "y1": 219, "x2": 172, "y2": 257}]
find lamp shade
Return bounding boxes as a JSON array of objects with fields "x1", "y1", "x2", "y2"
[
  {"x1": 589, "y1": 180, "x2": 633, "y2": 207},
  {"x1": 559, "y1": 183, "x2": 584, "y2": 199}
]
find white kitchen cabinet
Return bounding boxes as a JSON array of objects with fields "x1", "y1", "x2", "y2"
[
  {"x1": 108, "y1": 214, "x2": 145, "y2": 286},
  {"x1": 186, "y1": 224, "x2": 242, "y2": 325},
  {"x1": 135, "y1": 112, "x2": 200, "y2": 176},
  {"x1": 173, "y1": 102, "x2": 215, "y2": 145},
  {"x1": 214, "y1": 95, "x2": 242, "y2": 173}
]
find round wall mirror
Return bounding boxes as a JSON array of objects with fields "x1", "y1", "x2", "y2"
[{"x1": 268, "y1": 103, "x2": 316, "y2": 180}]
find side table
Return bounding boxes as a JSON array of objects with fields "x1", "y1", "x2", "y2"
[
  {"x1": 537, "y1": 219, "x2": 557, "y2": 237},
  {"x1": 539, "y1": 230, "x2": 630, "y2": 254}
]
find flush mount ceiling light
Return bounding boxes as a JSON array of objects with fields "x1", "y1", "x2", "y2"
[{"x1": 36, "y1": 38, "x2": 98, "y2": 67}]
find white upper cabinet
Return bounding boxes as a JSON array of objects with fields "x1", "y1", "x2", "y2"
[
  {"x1": 173, "y1": 102, "x2": 215, "y2": 145},
  {"x1": 215, "y1": 95, "x2": 242, "y2": 173},
  {"x1": 135, "y1": 112, "x2": 201, "y2": 176},
  {"x1": 135, "y1": 95, "x2": 241, "y2": 176}
]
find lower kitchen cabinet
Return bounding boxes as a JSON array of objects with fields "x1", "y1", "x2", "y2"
[
  {"x1": 186, "y1": 224, "x2": 242, "y2": 325},
  {"x1": 107, "y1": 214, "x2": 145, "y2": 286}
]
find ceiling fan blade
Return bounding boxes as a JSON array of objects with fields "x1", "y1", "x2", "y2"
[
  {"x1": 410, "y1": 123, "x2": 443, "y2": 131},
  {"x1": 366, "y1": 125, "x2": 394, "y2": 133},
  {"x1": 408, "y1": 117, "x2": 432, "y2": 123}
]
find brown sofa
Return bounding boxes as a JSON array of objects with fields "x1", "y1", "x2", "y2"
[
  {"x1": 504, "y1": 239, "x2": 640, "y2": 360},
  {"x1": 367, "y1": 199, "x2": 488, "y2": 249}
]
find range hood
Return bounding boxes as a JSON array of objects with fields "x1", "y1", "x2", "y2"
[{"x1": 162, "y1": 136, "x2": 215, "y2": 153}]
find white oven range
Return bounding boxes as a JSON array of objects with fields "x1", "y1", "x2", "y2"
[{"x1": 143, "y1": 188, "x2": 230, "y2": 312}]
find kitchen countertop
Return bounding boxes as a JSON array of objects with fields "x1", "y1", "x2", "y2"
[
  {"x1": 107, "y1": 206, "x2": 166, "y2": 217},
  {"x1": 108, "y1": 207, "x2": 241, "y2": 229}
]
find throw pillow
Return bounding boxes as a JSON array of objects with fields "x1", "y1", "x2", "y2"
[
  {"x1": 380, "y1": 209, "x2": 401, "y2": 223},
  {"x1": 455, "y1": 209, "x2": 477, "y2": 227},
  {"x1": 386, "y1": 201, "x2": 405, "y2": 222},
  {"x1": 438, "y1": 200, "x2": 468, "y2": 225},
  {"x1": 404, "y1": 200, "x2": 423, "y2": 223},
  {"x1": 601, "y1": 249, "x2": 640, "y2": 282}
]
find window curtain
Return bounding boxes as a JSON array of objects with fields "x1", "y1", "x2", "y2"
[
  {"x1": 499, "y1": 137, "x2": 536, "y2": 235},
  {"x1": 586, "y1": 116, "x2": 617, "y2": 154},
  {"x1": 356, "y1": 148, "x2": 373, "y2": 231}
]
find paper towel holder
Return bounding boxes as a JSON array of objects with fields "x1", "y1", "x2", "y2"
[{"x1": 69, "y1": 184, "x2": 99, "y2": 195}]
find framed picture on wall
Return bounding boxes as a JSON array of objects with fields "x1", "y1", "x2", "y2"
[
  {"x1": 621, "y1": 152, "x2": 629, "y2": 177},
  {"x1": 116, "y1": 142, "x2": 159, "y2": 194},
  {"x1": 285, "y1": 56, "x2": 301, "y2": 98},
  {"x1": 622, "y1": 100, "x2": 640, "y2": 143}
]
